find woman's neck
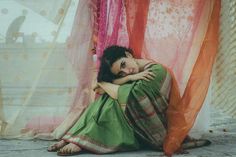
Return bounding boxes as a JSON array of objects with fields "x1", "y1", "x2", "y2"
[{"x1": 135, "y1": 59, "x2": 153, "y2": 71}]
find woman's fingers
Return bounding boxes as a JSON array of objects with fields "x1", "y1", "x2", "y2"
[
  {"x1": 147, "y1": 73, "x2": 155, "y2": 80},
  {"x1": 145, "y1": 74, "x2": 155, "y2": 80},
  {"x1": 93, "y1": 83, "x2": 100, "y2": 91},
  {"x1": 142, "y1": 71, "x2": 155, "y2": 81},
  {"x1": 144, "y1": 70, "x2": 155, "y2": 77},
  {"x1": 141, "y1": 76, "x2": 149, "y2": 81},
  {"x1": 131, "y1": 70, "x2": 155, "y2": 81},
  {"x1": 94, "y1": 87, "x2": 105, "y2": 94},
  {"x1": 149, "y1": 71, "x2": 156, "y2": 77}
]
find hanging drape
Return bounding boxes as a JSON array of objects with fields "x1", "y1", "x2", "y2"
[
  {"x1": 0, "y1": 0, "x2": 81, "y2": 139},
  {"x1": 95, "y1": 0, "x2": 129, "y2": 68},
  {"x1": 51, "y1": 0, "x2": 95, "y2": 139},
  {"x1": 53, "y1": 0, "x2": 130, "y2": 139},
  {"x1": 14, "y1": 0, "x2": 71, "y2": 24},
  {"x1": 125, "y1": 0, "x2": 150, "y2": 58}
]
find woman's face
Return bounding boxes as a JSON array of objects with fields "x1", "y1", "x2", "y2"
[{"x1": 110, "y1": 52, "x2": 139, "y2": 77}]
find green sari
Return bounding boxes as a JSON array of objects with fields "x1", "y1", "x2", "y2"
[{"x1": 62, "y1": 64, "x2": 172, "y2": 153}]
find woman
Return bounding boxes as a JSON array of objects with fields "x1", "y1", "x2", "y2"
[{"x1": 48, "y1": 45, "x2": 210, "y2": 156}]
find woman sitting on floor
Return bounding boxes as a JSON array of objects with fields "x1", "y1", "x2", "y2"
[{"x1": 47, "y1": 45, "x2": 211, "y2": 156}]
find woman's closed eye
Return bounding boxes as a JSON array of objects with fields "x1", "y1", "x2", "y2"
[
  {"x1": 117, "y1": 61, "x2": 127, "y2": 77},
  {"x1": 121, "y1": 61, "x2": 126, "y2": 69},
  {"x1": 118, "y1": 71, "x2": 126, "y2": 77}
]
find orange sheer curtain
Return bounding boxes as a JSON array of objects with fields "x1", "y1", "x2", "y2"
[
  {"x1": 163, "y1": 0, "x2": 220, "y2": 155},
  {"x1": 125, "y1": 0, "x2": 150, "y2": 58}
]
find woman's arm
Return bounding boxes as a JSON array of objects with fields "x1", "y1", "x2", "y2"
[
  {"x1": 97, "y1": 82, "x2": 120, "y2": 99},
  {"x1": 112, "y1": 76, "x2": 132, "y2": 85},
  {"x1": 112, "y1": 69, "x2": 156, "y2": 85},
  {"x1": 96, "y1": 66, "x2": 156, "y2": 98}
]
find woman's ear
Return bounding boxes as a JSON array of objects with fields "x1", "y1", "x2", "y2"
[{"x1": 125, "y1": 51, "x2": 133, "y2": 58}]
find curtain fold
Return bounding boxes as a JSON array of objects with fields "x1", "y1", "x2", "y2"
[
  {"x1": 52, "y1": 0, "x2": 95, "y2": 139},
  {"x1": 0, "y1": 0, "x2": 79, "y2": 139},
  {"x1": 54, "y1": 0, "x2": 127, "y2": 139},
  {"x1": 143, "y1": 0, "x2": 209, "y2": 94},
  {"x1": 125, "y1": 0, "x2": 150, "y2": 58},
  {"x1": 14, "y1": 0, "x2": 71, "y2": 24},
  {"x1": 96, "y1": 0, "x2": 128, "y2": 67}
]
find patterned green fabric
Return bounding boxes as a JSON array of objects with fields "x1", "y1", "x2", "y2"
[
  {"x1": 62, "y1": 64, "x2": 171, "y2": 153},
  {"x1": 123, "y1": 64, "x2": 170, "y2": 149},
  {"x1": 62, "y1": 95, "x2": 140, "y2": 153}
]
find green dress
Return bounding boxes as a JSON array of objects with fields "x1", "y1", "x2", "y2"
[{"x1": 62, "y1": 64, "x2": 172, "y2": 153}]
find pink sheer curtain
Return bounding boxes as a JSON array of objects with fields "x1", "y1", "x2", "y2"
[
  {"x1": 96, "y1": 0, "x2": 129, "y2": 67},
  {"x1": 143, "y1": 0, "x2": 207, "y2": 94},
  {"x1": 51, "y1": 0, "x2": 95, "y2": 139},
  {"x1": 123, "y1": 0, "x2": 211, "y2": 93},
  {"x1": 53, "y1": 0, "x2": 129, "y2": 139}
]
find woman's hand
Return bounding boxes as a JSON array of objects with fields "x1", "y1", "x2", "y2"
[
  {"x1": 93, "y1": 83, "x2": 105, "y2": 95},
  {"x1": 97, "y1": 82, "x2": 119, "y2": 99},
  {"x1": 95, "y1": 87, "x2": 105, "y2": 95},
  {"x1": 129, "y1": 69, "x2": 155, "y2": 81}
]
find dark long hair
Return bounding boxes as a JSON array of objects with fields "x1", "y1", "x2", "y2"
[{"x1": 97, "y1": 45, "x2": 133, "y2": 82}]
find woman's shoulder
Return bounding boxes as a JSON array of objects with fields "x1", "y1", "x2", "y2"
[
  {"x1": 143, "y1": 61, "x2": 160, "y2": 70},
  {"x1": 143, "y1": 61, "x2": 169, "y2": 75}
]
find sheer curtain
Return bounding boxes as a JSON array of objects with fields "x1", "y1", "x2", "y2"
[
  {"x1": 14, "y1": 0, "x2": 71, "y2": 24},
  {"x1": 52, "y1": 0, "x2": 95, "y2": 139},
  {"x1": 95, "y1": 0, "x2": 129, "y2": 67},
  {"x1": 0, "y1": 0, "x2": 81, "y2": 139}
]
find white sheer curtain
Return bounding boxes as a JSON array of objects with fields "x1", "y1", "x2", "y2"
[
  {"x1": 0, "y1": 0, "x2": 80, "y2": 139},
  {"x1": 14, "y1": 0, "x2": 71, "y2": 24}
]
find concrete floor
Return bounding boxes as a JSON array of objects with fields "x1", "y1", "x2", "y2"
[
  {"x1": 1, "y1": 130, "x2": 236, "y2": 157},
  {"x1": 1, "y1": 108, "x2": 236, "y2": 157}
]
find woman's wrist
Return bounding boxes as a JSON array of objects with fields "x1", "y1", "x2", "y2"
[{"x1": 126, "y1": 75, "x2": 132, "y2": 81}]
